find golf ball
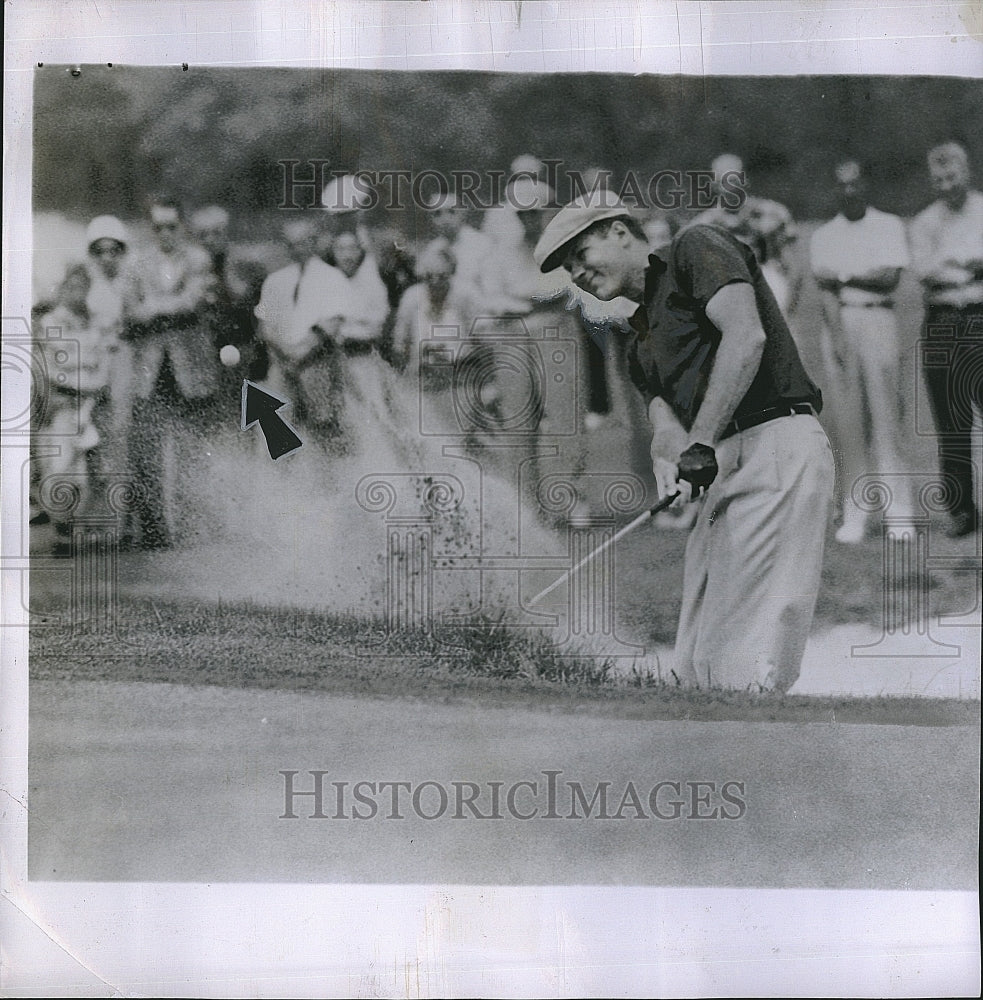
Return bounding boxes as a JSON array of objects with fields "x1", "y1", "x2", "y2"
[{"x1": 219, "y1": 344, "x2": 241, "y2": 367}]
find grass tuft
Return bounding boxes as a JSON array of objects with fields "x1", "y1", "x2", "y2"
[{"x1": 29, "y1": 597, "x2": 981, "y2": 727}]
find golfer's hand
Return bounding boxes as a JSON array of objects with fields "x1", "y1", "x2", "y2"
[
  {"x1": 653, "y1": 456, "x2": 687, "y2": 508},
  {"x1": 677, "y1": 442, "x2": 719, "y2": 501}
]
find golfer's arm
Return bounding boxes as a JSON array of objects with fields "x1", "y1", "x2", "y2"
[
  {"x1": 648, "y1": 396, "x2": 687, "y2": 460},
  {"x1": 688, "y1": 281, "x2": 766, "y2": 445}
]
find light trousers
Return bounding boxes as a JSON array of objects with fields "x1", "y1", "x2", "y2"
[
  {"x1": 673, "y1": 412, "x2": 835, "y2": 692},
  {"x1": 820, "y1": 304, "x2": 911, "y2": 523}
]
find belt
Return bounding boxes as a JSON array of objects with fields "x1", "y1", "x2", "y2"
[
  {"x1": 721, "y1": 402, "x2": 815, "y2": 441},
  {"x1": 341, "y1": 339, "x2": 376, "y2": 356},
  {"x1": 840, "y1": 299, "x2": 894, "y2": 309},
  {"x1": 924, "y1": 301, "x2": 983, "y2": 314}
]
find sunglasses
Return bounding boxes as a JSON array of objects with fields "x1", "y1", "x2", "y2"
[
  {"x1": 90, "y1": 244, "x2": 125, "y2": 257},
  {"x1": 152, "y1": 221, "x2": 179, "y2": 232}
]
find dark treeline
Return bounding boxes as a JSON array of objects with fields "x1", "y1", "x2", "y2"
[{"x1": 34, "y1": 67, "x2": 982, "y2": 226}]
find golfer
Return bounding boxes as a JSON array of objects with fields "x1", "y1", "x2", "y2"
[{"x1": 534, "y1": 195, "x2": 834, "y2": 692}]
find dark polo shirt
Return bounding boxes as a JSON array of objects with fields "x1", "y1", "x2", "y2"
[{"x1": 626, "y1": 224, "x2": 821, "y2": 431}]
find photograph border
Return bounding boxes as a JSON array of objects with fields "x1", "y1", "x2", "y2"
[{"x1": 3, "y1": 2, "x2": 981, "y2": 996}]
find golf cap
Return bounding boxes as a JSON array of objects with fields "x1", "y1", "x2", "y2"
[
  {"x1": 85, "y1": 214, "x2": 129, "y2": 249},
  {"x1": 533, "y1": 193, "x2": 633, "y2": 273},
  {"x1": 321, "y1": 174, "x2": 373, "y2": 212}
]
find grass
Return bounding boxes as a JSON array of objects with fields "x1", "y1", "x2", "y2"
[{"x1": 29, "y1": 597, "x2": 980, "y2": 727}]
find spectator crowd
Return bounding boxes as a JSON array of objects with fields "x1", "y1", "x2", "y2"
[{"x1": 30, "y1": 144, "x2": 983, "y2": 552}]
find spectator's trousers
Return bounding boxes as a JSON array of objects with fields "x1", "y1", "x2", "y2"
[
  {"x1": 921, "y1": 303, "x2": 983, "y2": 518},
  {"x1": 820, "y1": 303, "x2": 912, "y2": 526}
]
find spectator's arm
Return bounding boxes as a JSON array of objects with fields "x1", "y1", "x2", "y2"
[
  {"x1": 908, "y1": 215, "x2": 973, "y2": 286},
  {"x1": 810, "y1": 233, "x2": 839, "y2": 291},
  {"x1": 123, "y1": 271, "x2": 153, "y2": 325},
  {"x1": 142, "y1": 252, "x2": 214, "y2": 318},
  {"x1": 813, "y1": 268, "x2": 841, "y2": 292},
  {"x1": 310, "y1": 315, "x2": 343, "y2": 345},
  {"x1": 818, "y1": 289, "x2": 849, "y2": 368},
  {"x1": 782, "y1": 244, "x2": 805, "y2": 314},
  {"x1": 342, "y1": 314, "x2": 386, "y2": 342}
]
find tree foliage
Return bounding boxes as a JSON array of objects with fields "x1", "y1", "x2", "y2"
[{"x1": 34, "y1": 66, "x2": 983, "y2": 226}]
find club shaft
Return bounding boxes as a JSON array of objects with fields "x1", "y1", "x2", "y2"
[{"x1": 527, "y1": 493, "x2": 680, "y2": 607}]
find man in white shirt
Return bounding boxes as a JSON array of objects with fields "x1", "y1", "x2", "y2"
[
  {"x1": 810, "y1": 159, "x2": 913, "y2": 542},
  {"x1": 909, "y1": 142, "x2": 983, "y2": 537},
  {"x1": 326, "y1": 228, "x2": 391, "y2": 344},
  {"x1": 254, "y1": 219, "x2": 347, "y2": 438}
]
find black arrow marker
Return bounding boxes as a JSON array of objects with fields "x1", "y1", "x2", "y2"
[{"x1": 241, "y1": 380, "x2": 303, "y2": 460}]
